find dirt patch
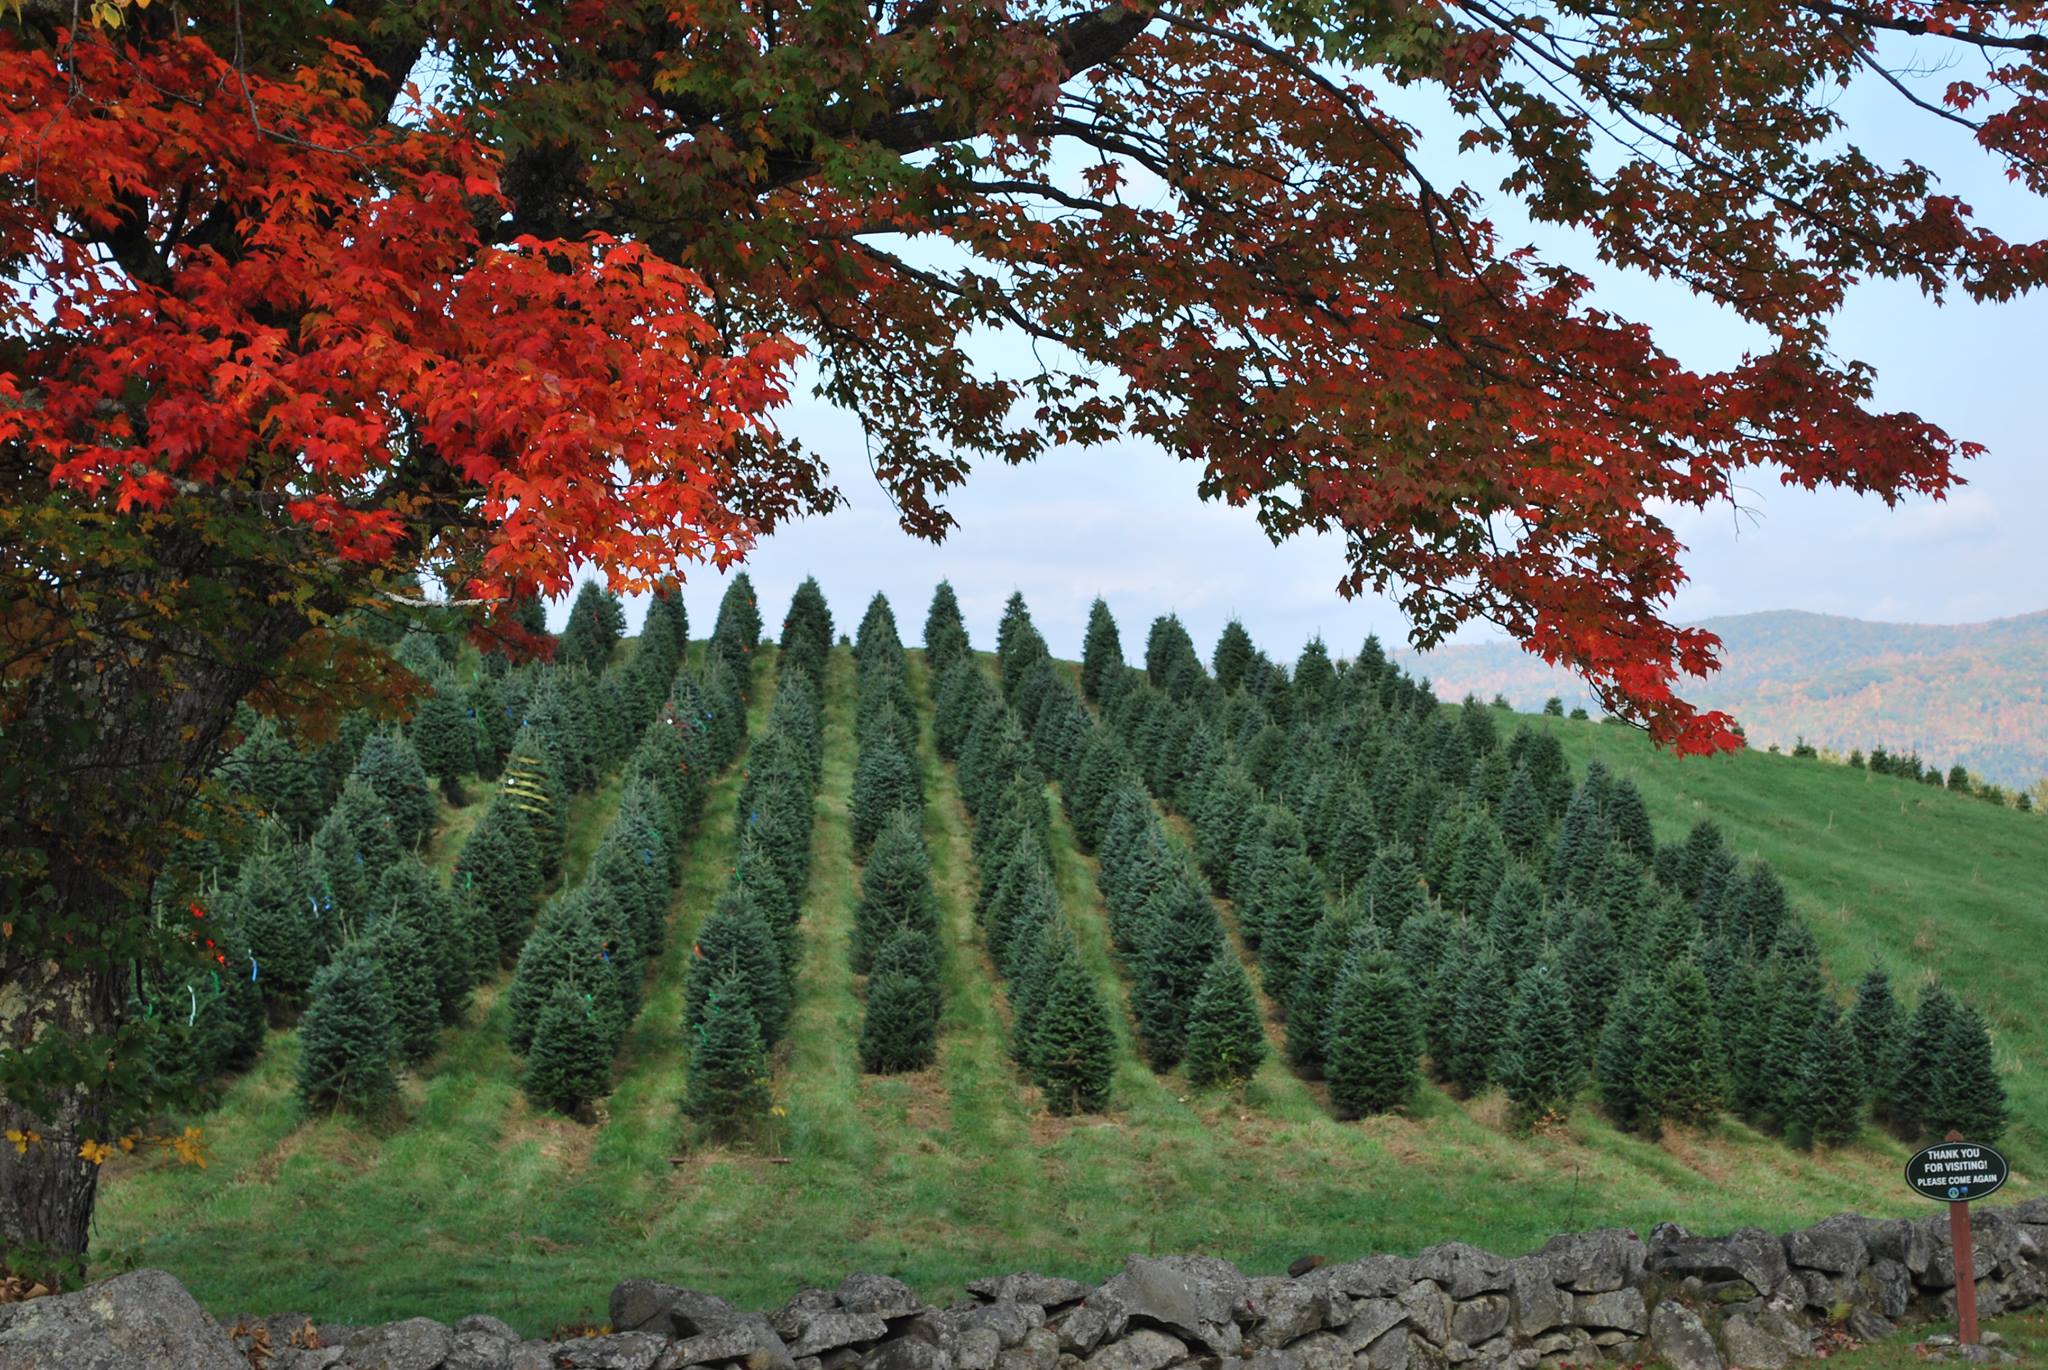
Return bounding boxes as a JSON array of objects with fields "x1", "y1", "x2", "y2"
[{"x1": 1656, "y1": 1123, "x2": 1734, "y2": 1184}]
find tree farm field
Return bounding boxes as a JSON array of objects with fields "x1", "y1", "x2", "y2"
[{"x1": 89, "y1": 643, "x2": 2046, "y2": 1336}]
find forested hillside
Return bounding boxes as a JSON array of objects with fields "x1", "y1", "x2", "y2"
[
  {"x1": 1402, "y1": 609, "x2": 2048, "y2": 790},
  {"x1": 92, "y1": 584, "x2": 2041, "y2": 1335}
]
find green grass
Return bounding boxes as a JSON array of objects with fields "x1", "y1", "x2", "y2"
[
  {"x1": 91, "y1": 652, "x2": 2044, "y2": 1335},
  {"x1": 1653, "y1": 1308, "x2": 2048, "y2": 1370}
]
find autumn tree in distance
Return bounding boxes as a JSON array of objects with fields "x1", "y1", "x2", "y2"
[{"x1": 3, "y1": 0, "x2": 2044, "y2": 1273}]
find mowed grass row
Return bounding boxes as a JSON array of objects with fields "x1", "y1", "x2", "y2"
[
  {"x1": 92, "y1": 645, "x2": 2033, "y2": 1335},
  {"x1": 1538, "y1": 715, "x2": 2048, "y2": 1157}
]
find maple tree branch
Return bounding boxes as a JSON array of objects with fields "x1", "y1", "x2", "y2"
[{"x1": 1798, "y1": 1, "x2": 2048, "y2": 51}]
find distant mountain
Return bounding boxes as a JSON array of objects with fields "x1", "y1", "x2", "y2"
[{"x1": 1399, "y1": 608, "x2": 2048, "y2": 787}]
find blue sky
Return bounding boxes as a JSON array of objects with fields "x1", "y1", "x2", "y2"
[{"x1": 570, "y1": 36, "x2": 2046, "y2": 669}]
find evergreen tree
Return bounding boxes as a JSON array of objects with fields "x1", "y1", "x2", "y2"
[
  {"x1": 1483, "y1": 864, "x2": 1546, "y2": 970},
  {"x1": 852, "y1": 808, "x2": 938, "y2": 973},
  {"x1": 1323, "y1": 952, "x2": 1421, "y2": 1118},
  {"x1": 849, "y1": 731, "x2": 921, "y2": 857},
  {"x1": 1293, "y1": 637, "x2": 1337, "y2": 709},
  {"x1": 296, "y1": 943, "x2": 398, "y2": 1111},
  {"x1": 686, "y1": 889, "x2": 791, "y2": 1046},
  {"x1": 1081, "y1": 598, "x2": 1126, "y2": 703},
  {"x1": 221, "y1": 717, "x2": 326, "y2": 837},
  {"x1": 409, "y1": 684, "x2": 478, "y2": 793},
  {"x1": 1358, "y1": 841, "x2": 1425, "y2": 932},
  {"x1": 1441, "y1": 940, "x2": 1511, "y2": 1095},
  {"x1": 558, "y1": 579, "x2": 625, "y2": 671},
  {"x1": 1596, "y1": 978, "x2": 1652, "y2": 1131},
  {"x1": 523, "y1": 984, "x2": 614, "y2": 1113},
  {"x1": 923, "y1": 581, "x2": 970, "y2": 678},
  {"x1": 505, "y1": 890, "x2": 617, "y2": 1052},
  {"x1": 1444, "y1": 812, "x2": 1508, "y2": 916},
  {"x1": 1559, "y1": 904, "x2": 1621, "y2": 1053},
  {"x1": 1847, "y1": 965, "x2": 1904, "y2": 1107},
  {"x1": 375, "y1": 857, "x2": 471, "y2": 1023},
  {"x1": 1131, "y1": 889, "x2": 1225, "y2": 1069},
  {"x1": 1761, "y1": 953, "x2": 1828, "y2": 1123},
  {"x1": 1932, "y1": 1001, "x2": 2008, "y2": 1142},
  {"x1": 452, "y1": 803, "x2": 540, "y2": 962},
  {"x1": 1496, "y1": 766, "x2": 1547, "y2": 861},
  {"x1": 1787, "y1": 1004, "x2": 1865, "y2": 1149},
  {"x1": 1497, "y1": 963, "x2": 1585, "y2": 1123},
  {"x1": 312, "y1": 775, "x2": 401, "y2": 931},
  {"x1": 1252, "y1": 847, "x2": 1327, "y2": 1010},
  {"x1": 225, "y1": 836, "x2": 324, "y2": 1007},
  {"x1": 1286, "y1": 904, "x2": 1364, "y2": 1070},
  {"x1": 367, "y1": 916, "x2": 441, "y2": 1064},
  {"x1": 1182, "y1": 953, "x2": 1267, "y2": 1088},
  {"x1": 1032, "y1": 952, "x2": 1117, "y2": 1114},
  {"x1": 1211, "y1": 620, "x2": 1256, "y2": 693},
  {"x1": 1608, "y1": 778, "x2": 1654, "y2": 858},
  {"x1": 1636, "y1": 958, "x2": 1728, "y2": 1133},
  {"x1": 685, "y1": 976, "x2": 772, "y2": 1139},
  {"x1": 352, "y1": 730, "x2": 437, "y2": 852},
  {"x1": 860, "y1": 971, "x2": 940, "y2": 1074}
]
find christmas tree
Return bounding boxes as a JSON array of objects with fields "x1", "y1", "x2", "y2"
[
  {"x1": 1182, "y1": 953, "x2": 1267, "y2": 1088},
  {"x1": 1323, "y1": 951, "x2": 1420, "y2": 1118},
  {"x1": 685, "y1": 976, "x2": 772, "y2": 1140},
  {"x1": 522, "y1": 983, "x2": 614, "y2": 1114},
  {"x1": 1497, "y1": 963, "x2": 1585, "y2": 1124},
  {"x1": 296, "y1": 943, "x2": 398, "y2": 1111}
]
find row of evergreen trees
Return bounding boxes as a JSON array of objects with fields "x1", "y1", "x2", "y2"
[
  {"x1": 849, "y1": 594, "x2": 944, "y2": 1074},
  {"x1": 1054, "y1": 597, "x2": 2009, "y2": 1144},
  {"x1": 683, "y1": 577, "x2": 822, "y2": 1138},
  {"x1": 927, "y1": 584, "x2": 1119, "y2": 1114}
]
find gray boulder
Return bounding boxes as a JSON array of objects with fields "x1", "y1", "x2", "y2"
[
  {"x1": 1414, "y1": 1245, "x2": 1510, "y2": 1300},
  {"x1": 1324, "y1": 1256, "x2": 1415, "y2": 1300},
  {"x1": 672, "y1": 1313, "x2": 798, "y2": 1370},
  {"x1": 1571, "y1": 1290, "x2": 1646, "y2": 1336},
  {"x1": 1504, "y1": 1260, "x2": 1568, "y2": 1339},
  {"x1": 1649, "y1": 1300, "x2": 1722, "y2": 1370},
  {"x1": 1285, "y1": 1331, "x2": 1353, "y2": 1370},
  {"x1": 613, "y1": 1281, "x2": 743, "y2": 1337},
  {"x1": 1097, "y1": 1256, "x2": 1239, "y2": 1351},
  {"x1": 866, "y1": 1339, "x2": 952, "y2": 1370},
  {"x1": 446, "y1": 1326, "x2": 533, "y2": 1370},
  {"x1": 0, "y1": 1270, "x2": 243, "y2": 1370},
  {"x1": 1338, "y1": 1297, "x2": 1407, "y2": 1353},
  {"x1": 1865, "y1": 1258, "x2": 1913, "y2": 1320},
  {"x1": 788, "y1": 1311, "x2": 892, "y2": 1358},
  {"x1": 1362, "y1": 1327, "x2": 1411, "y2": 1370},
  {"x1": 1449, "y1": 1296, "x2": 1508, "y2": 1346},
  {"x1": 540, "y1": 1332, "x2": 668, "y2": 1370},
  {"x1": 1247, "y1": 1278, "x2": 1326, "y2": 1345},
  {"x1": 840, "y1": 1276, "x2": 928, "y2": 1322},
  {"x1": 1785, "y1": 1217, "x2": 1871, "y2": 1278},
  {"x1": 1082, "y1": 1330, "x2": 1187, "y2": 1370},
  {"x1": 970, "y1": 1276, "x2": 1091, "y2": 1311},
  {"x1": 457, "y1": 1313, "x2": 524, "y2": 1342},
  {"x1": 996, "y1": 1327, "x2": 1061, "y2": 1370},
  {"x1": 1845, "y1": 1308, "x2": 1896, "y2": 1343},
  {"x1": 1224, "y1": 1351, "x2": 1306, "y2": 1370},
  {"x1": 1646, "y1": 1226, "x2": 1788, "y2": 1298},
  {"x1": 1538, "y1": 1230, "x2": 1643, "y2": 1294},
  {"x1": 1397, "y1": 1283, "x2": 1451, "y2": 1348},
  {"x1": 1055, "y1": 1308, "x2": 1110, "y2": 1356},
  {"x1": 339, "y1": 1318, "x2": 453, "y2": 1370},
  {"x1": 272, "y1": 1351, "x2": 349, "y2": 1370}
]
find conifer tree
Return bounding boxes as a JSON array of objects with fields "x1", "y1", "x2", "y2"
[
  {"x1": 352, "y1": 730, "x2": 437, "y2": 852},
  {"x1": 1608, "y1": 778, "x2": 1655, "y2": 858},
  {"x1": 1032, "y1": 952, "x2": 1117, "y2": 1115},
  {"x1": 1286, "y1": 904, "x2": 1364, "y2": 1070},
  {"x1": 505, "y1": 891, "x2": 615, "y2": 1053},
  {"x1": 222, "y1": 717, "x2": 327, "y2": 838},
  {"x1": 523, "y1": 984, "x2": 614, "y2": 1113},
  {"x1": 1484, "y1": 864, "x2": 1546, "y2": 971},
  {"x1": 1678, "y1": 820, "x2": 1728, "y2": 900},
  {"x1": 1761, "y1": 953, "x2": 1828, "y2": 1123},
  {"x1": 685, "y1": 976, "x2": 772, "y2": 1139},
  {"x1": 1787, "y1": 1004, "x2": 1865, "y2": 1149},
  {"x1": 375, "y1": 858, "x2": 471, "y2": 1023},
  {"x1": 1358, "y1": 841, "x2": 1425, "y2": 932},
  {"x1": 1847, "y1": 965, "x2": 1904, "y2": 1107},
  {"x1": 409, "y1": 684, "x2": 478, "y2": 796},
  {"x1": 1323, "y1": 952, "x2": 1421, "y2": 1118},
  {"x1": 1441, "y1": 940, "x2": 1512, "y2": 1095},
  {"x1": 1559, "y1": 904, "x2": 1621, "y2": 1053},
  {"x1": 1318, "y1": 782, "x2": 1379, "y2": 896},
  {"x1": 1081, "y1": 598, "x2": 1126, "y2": 703},
  {"x1": 860, "y1": 971, "x2": 940, "y2": 1074},
  {"x1": 1496, "y1": 765, "x2": 1547, "y2": 861},
  {"x1": 1211, "y1": 620, "x2": 1256, "y2": 693},
  {"x1": 1183, "y1": 953, "x2": 1267, "y2": 1088},
  {"x1": 872, "y1": 927, "x2": 942, "y2": 1015},
  {"x1": 1932, "y1": 1001, "x2": 2008, "y2": 1142},
  {"x1": 225, "y1": 837, "x2": 324, "y2": 1007},
  {"x1": 1596, "y1": 978, "x2": 1652, "y2": 1131},
  {"x1": 924, "y1": 581, "x2": 970, "y2": 678},
  {"x1": 852, "y1": 809, "x2": 938, "y2": 973},
  {"x1": 850, "y1": 732, "x2": 920, "y2": 858},
  {"x1": 452, "y1": 803, "x2": 540, "y2": 962},
  {"x1": 296, "y1": 943, "x2": 398, "y2": 1112},
  {"x1": 1637, "y1": 958, "x2": 1728, "y2": 1133},
  {"x1": 1132, "y1": 890, "x2": 1226, "y2": 1069},
  {"x1": 686, "y1": 888, "x2": 791, "y2": 1046},
  {"x1": 312, "y1": 776, "x2": 402, "y2": 932},
  {"x1": 559, "y1": 579, "x2": 625, "y2": 671},
  {"x1": 1253, "y1": 847, "x2": 1328, "y2": 1010},
  {"x1": 1293, "y1": 637, "x2": 1337, "y2": 708},
  {"x1": 367, "y1": 916, "x2": 441, "y2": 1064},
  {"x1": 1498, "y1": 963, "x2": 1585, "y2": 1123},
  {"x1": 1445, "y1": 812, "x2": 1509, "y2": 917}
]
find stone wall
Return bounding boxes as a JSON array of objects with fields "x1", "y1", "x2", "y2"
[{"x1": 5, "y1": 1201, "x2": 2044, "y2": 1370}]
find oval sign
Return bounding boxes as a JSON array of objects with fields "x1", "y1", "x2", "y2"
[{"x1": 1904, "y1": 1141, "x2": 2009, "y2": 1203}]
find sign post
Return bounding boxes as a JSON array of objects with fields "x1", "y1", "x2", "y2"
[{"x1": 1903, "y1": 1132, "x2": 2010, "y2": 1348}]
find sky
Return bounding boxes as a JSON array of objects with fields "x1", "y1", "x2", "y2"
[{"x1": 558, "y1": 35, "x2": 2047, "y2": 671}]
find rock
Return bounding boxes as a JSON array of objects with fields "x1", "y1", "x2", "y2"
[
  {"x1": 0, "y1": 1270, "x2": 244, "y2": 1370},
  {"x1": 1056, "y1": 1309, "x2": 1110, "y2": 1357},
  {"x1": 840, "y1": 1276, "x2": 929, "y2": 1322},
  {"x1": 613, "y1": 1281, "x2": 743, "y2": 1337},
  {"x1": 1650, "y1": 1300, "x2": 1722, "y2": 1370},
  {"x1": 1449, "y1": 1297, "x2": 1508, "y2": 1346},
  {"x1": 1572, "y1": 1289, "x2": 1647, "y2": 1335},
  {"x1": 1324, "y1": 1257, "x2": 1416, "y2": 1300},
  {"x1": 447, "y1": 1328, "x2": 533, "y2": 1370},
  {"x1": 955, "y1": 1325, "x2": 1004, "y2": 1370},
  {"x1": 1866, "y1": 1258, "x2": 1913, "y2": 1320},
  {"x1": 1719, "y1": 1316, "x2": 1792, "y2": 1370},
  {"x1": 1286, "y1": 1332, "x2": 1352, "y2": 1370},
  {"x1": 672, "y1": 1313, "x2": 798, "y2": 1370},
  {"x1": 1398, "y1": 1284, "x2": 1451, "y2": 1348},
  {"x1": 788, "y1": 1312, "x2": 893, "y2": 1358},
  {"x1": 1870, "y1": 1218, "x2": 1943, "y2": 1283},
  {"x1": 1337, "y1": 1297, "x2": 1408, "y2": 1353},
  {"x1": 1503, "y1": 1260, "x2": 1568, "y2": 1340},
  {"x1": 1098, "y1": 1256, "x2": 1239, "y2": 1351},
  {"x1": 457, "y1": 1313, "x2": 524, "y2": 1342},
  {"x1": 1363, "y1": 1327, "x2": 1410, "y2": 1370},
  {"x1": 970, "y1": 1277, "x2": 1091, "y2": 1311},
  {"x1": 1785, "y1": 1217, "x2": 1871, "y2": 1278},
  {"x1": 995, "y1": 1328, "x2": 1060, "y2": 1370},
  {"x1": 545, "y1": 1333, "x2": 669, "y2": 1370},
  {"x1": 1646, "y1": 1226, "x2": 1787, "y2": 1299},
  {"x1": 1249, "y1": 1279, "x2": 1325, "y2": 1345},
  {"x1": 1537, "y1": 1231, "x2": 1642, "y2": 1295},
  {"x1": 1082, "y1": 1330, "x2": 1187, "y2": 1370},
  {"x1": 1225, "y1": 1351, "x2": 1306, "y2": 1370},
  {"x1": 1414, "y1": 1245, "x2": 1510, "y2": 1301},
  {"x1": 272, "y1": 1352, "x2": 349, "y2": 1370},
  {"x1": 1845, "y1": 1309, "x2": 1896, "y2": 1343},
  {"x1": 866, "y1": 1339, "x2": 953, "y2": 1370},
  {"x1": 338, "y1": 1318, "x2": 454, "y2": 1370}
]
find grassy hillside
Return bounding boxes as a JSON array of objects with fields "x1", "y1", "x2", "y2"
[
  {"x1": 1401, "y1": 608, "x2": 2048, "y2": 789},
  {"x1": 90, "y1": 647, "x2": 2044, "y2": 1336}
]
